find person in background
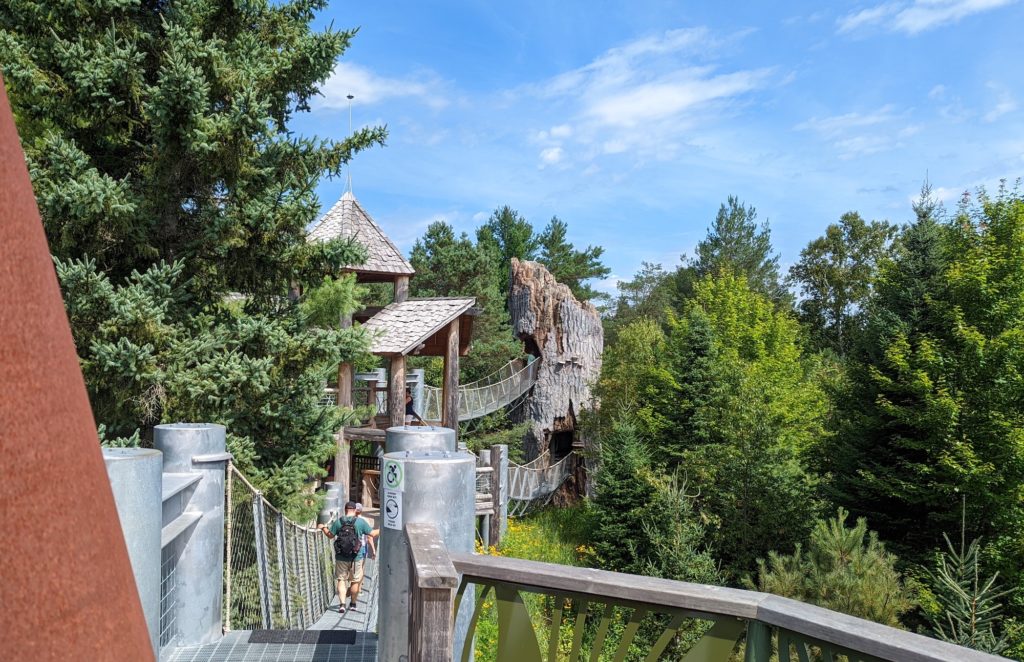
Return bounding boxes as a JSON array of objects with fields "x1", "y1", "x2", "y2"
[
  {"x1": 355, "y1": 502, "x2": 376, "y2": 561},
  {"x1": 405, "y1": 387, "x2": 425, "y2": 425}
]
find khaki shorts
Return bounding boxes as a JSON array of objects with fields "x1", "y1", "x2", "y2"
[{"x1": 334, "y1": 559, "x2": 365, "y2": 584}]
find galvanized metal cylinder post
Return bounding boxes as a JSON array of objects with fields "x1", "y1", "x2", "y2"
[
  {"x1": 154, "y1": 423, "x2": 229, "y2": 647},
  {"x1": 378, "y1": 449, "x2": 476, "y2": 662},
  {"x1": 385, "y1": 425, "x2": 456, "y2": 454},
  {"x1": 103, "y1": 448, "x2": 163, "y2": 657}
]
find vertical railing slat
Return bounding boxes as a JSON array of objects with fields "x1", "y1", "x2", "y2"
[{"x1": 251, "y1": 497, "x2": 272, "y2": 629}]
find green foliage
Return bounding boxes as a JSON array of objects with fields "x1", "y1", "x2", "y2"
[
  {"x1": 691, "y1": 196, "x2": 789, "y2": 306},
  {"x1": 663, "y1": 273, "x2": 827, "y2": 576},
  {"x1": 750, "y1": 509, "x2": 914, "y2": 627},
  {"x1": 2, "y1": 0, "x2": 385, "y2": 298},
  {"x1": 608, "y1": 262, "x2": 674, "y2": 334},
  {"x1": 299, "y1": 274, "x2": 363, "y2": 329},
  {"x1": 593, "y1": 318, "x2": 680, "y2": 442},
  {"x1": 825, "y1": 184, "x2": 1024, "y2": 582},
  {"x1": 408, "y1": 220, "x2": 522, "y2": 381},
  {"x1": 926, "y1": 534, "x2": 1013, "y2": 655},
  {"x1": 4, "y1": 0, "x2": 382, "y2": 517},
  {"x1": 789, "y1": 212, "x2": 896, "y2": 355},
  {"x1": 463, "y1": 421, "x2": 529, "y2": 464},
  {"x1": 56, "y1": 256, "x2": 368, "y2": 521},
  {"x1": 537, "y1": 216, "x2": 611, "y2": 302},
  {"x1": 476, "y1": 205, "x2": 540, "y2": 282}
]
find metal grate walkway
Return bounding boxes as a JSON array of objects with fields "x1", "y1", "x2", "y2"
[{"x1": 165, "y1": 557, "x2": 379, "y2": 661}]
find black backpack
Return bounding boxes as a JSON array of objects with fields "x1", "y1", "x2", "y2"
[{"x1": 333, "y1": 517, "x2": 362, "y2": 558}]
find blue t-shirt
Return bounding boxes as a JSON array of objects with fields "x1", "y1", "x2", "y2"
[{"x1": 330, "y1": 516, "x2": 372, "y2": 561}]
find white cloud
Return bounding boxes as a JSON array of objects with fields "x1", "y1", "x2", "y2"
[
  {"x1": 317, "y1": 62, "x2": 448, "y2": 110},
  {"x1": 549, "y1": 124, "x2": 573, "y2": 138},
  {"x1": 520, "y1": 28, "x2": 773, "y2": 162},
  {"x1": 585, "y1": 69, "x2": 771, "y2": 127},
  {"x1": 798, "y1": 105, "x2": 918, "y2": 159},
  {"x1": 539, "y1": 146, "x2": 565, "y2": 166},
  {"x1": 928, "y1": 84, "x2": 947, "y2": 99},
  {"x1": 984, "y1": 84, "x2": 1017, "y2": 122},
  {"x1": 797, "y1": 105, "x2": 898, "y2": 137},
  {"x1": 472, "y1": 211, "x2": 489, "y2": 223},
  {"x1": 837, "y1": 0, "x2": 1017, "y2": 36},
  {"x1": 836, "y1": 3, "x2": 900, "y2": 33}
]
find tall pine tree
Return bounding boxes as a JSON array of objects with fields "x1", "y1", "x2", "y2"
[{"x1": 2, "y1": 0, "x2": 382, "y2": 517}]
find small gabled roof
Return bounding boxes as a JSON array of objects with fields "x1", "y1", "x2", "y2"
[
  {"x1": 362, "y1": 297, "x2": 477, "y2": 356},
  {"x1": 307, "y1": 191, "x2": 414, "y2": 281}
]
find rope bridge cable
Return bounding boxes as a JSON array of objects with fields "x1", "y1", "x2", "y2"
[
  {"x1": 421, "y1": 357, "x2": 539, "y2": 422},
  {"x1": 223, "y1": 463, "x2": 336, "y2": 631},
  {"x1": 506, "y1": 453, "x2": 574, "y2": 517}
]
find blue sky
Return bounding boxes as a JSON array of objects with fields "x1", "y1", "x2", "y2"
[{"x1": 294, "y1": 0, "x2": 1024, "y2": 293}]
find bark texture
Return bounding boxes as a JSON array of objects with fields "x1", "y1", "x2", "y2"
[{"x1": 509, "y1": 258, "x2": 603, "y2": 465}]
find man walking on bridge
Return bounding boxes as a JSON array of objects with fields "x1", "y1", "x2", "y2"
[{"x1": 318, "y1": 501, "x2": 378, "y2": 614}]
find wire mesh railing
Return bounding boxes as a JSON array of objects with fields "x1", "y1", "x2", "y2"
[{"x1": 223, "y1": 463, "x2": 335, "y2": 631}]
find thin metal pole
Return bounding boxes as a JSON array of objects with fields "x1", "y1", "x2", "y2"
[
  {"x1": 252, "y1": 497, "x2": 272, "y2": 629},
  {"x1": 291, "y1": 530, "x2": 306, "y2": 629},
  {"x1": 303, "y1": 533, "x2": 316, "y2": 619},
  {"x1": 276, "y1": 514, "x2": 291, "y2": 629},
  {"x1": 224, "y1": 463, "x2": 233, "y2": 633}
]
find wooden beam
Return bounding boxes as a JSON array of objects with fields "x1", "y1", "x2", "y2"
[
  {"x1": 389, "y1": 355, "x2": 406, "y2": 429},
  {"x1": 334, "y1": 312, "x2": 353, "y2": 488},
  {"x1": 442, "y1": 319, "x2": 460, "y2": 431},
  {"x1": 394, "y1": 275, "x2": 410, "y2": 303},
  {"x1": 489, "y1": 445, "x2": 503, "y2": 547}
]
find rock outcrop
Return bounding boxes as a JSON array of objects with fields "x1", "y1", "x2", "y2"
[{"x1": 508, "y1": 258, "x2": 603, "y2": 464}]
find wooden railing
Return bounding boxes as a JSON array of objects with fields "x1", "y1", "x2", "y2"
[{"x1": 405, "y1": 524, "x2": 1007, "y2": 662}]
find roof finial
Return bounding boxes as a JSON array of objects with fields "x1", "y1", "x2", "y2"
[{"x1": 346, "y1": 94, "x2": 355, "y2": 194}]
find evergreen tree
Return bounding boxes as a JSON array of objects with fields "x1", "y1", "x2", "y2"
[
  {"x1": 609, "y1": 262, "x2": 675, "y2": 336},
  {"x1": 476, "y1": 205, "x2": 538, "y2": 289},
  {"x1": 825, "y1": 184, "x2": 1024, "y2": 581},
  {"x1": 2, "y1": 0, "x2": 381, "y2": 515},
  {"x1": 691, "y1": 196, "x2": 789, "y2": 305},
  {"x1": 409, "y1": 221, "x2": 522, "y2": 381},
  {"x1": 667, "y1": 272, "x2": 828, "y2": 575},
  {"x1": 750, "y1": 509, "x2": 914, "y2": 627},
  {"x1": 536, "y1": 216, "x2": 610, "y2": 302},
  {"x1": 788, "y1": 212, "x2": 896, "y2": 355},
  {"x1": 926, "y1": 535, "x2": 1012, "y2": 655}
]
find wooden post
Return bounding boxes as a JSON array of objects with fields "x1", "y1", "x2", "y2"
[
  {"x1": 394, "y1": 275, "x2": 410, "y2": 303},
  {"x1": 389, "y1": 354, "x2": 406, "y2": 429},
  {"x1": 406, "y1": 523, "x2": 458, "y2": 662},
  {"x1": 442, "y1": 319, "x2": 460, "y2": 431},
  {"x1": 334, "y1": 312, "x2": 353, "y2": 489},
  {"x1": 489, "y1": 445, "x2": 505, "y2": 548}
]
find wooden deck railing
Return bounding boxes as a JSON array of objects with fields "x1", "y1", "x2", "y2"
[{"x1": 406, "y1": 524, "x2": 1007, "y2": 662}]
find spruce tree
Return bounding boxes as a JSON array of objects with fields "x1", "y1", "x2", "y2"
[
  {"x1": 536, "y1": 216, "x2": 610, "y2": 302},
  {"x1": 2, "y1": 0, "x2": 383, "y2": 517}
]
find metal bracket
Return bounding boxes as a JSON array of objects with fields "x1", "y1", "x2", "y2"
[{"x1": 191, "y1": 452, "x2": 233, "y2": 463}]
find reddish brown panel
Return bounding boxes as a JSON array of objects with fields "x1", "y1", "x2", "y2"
[{"x1": 0, "y1": 77, "x2": 153, "y2": 661}]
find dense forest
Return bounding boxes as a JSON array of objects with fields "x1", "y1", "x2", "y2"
[{"x1": 3, "y1": 0, "x2": 1022, "y2": 658}]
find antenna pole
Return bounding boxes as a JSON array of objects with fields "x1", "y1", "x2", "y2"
[{"x1": 346, "y1": 94, "x2": 354, "y2": 193}]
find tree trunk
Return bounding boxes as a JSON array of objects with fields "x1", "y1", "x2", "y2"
[{"x1": 508, "y1": 259, "x2": 603, "y2": 467}]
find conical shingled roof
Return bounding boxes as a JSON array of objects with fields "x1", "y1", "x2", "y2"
[{"x1": 307, "y1": 191, "x2": 414, "y2": 281}]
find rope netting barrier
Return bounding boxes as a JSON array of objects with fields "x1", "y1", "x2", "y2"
[
  {"x1": 224, "y1": 464, "x2": 335, "y2": 631},
  {"x1": 421, "y1": 357, "x2": 539, "y2": 422}
]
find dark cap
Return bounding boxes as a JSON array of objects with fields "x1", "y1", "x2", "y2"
[{"x1": 344, "y1": 500, "x2": 358, "y2": 510}]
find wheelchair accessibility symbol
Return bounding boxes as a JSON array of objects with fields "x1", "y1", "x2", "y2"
[{"x1": 383, "y1": 459, "x2": 403, "y2": 491}]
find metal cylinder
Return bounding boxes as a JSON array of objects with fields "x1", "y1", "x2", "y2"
[
  {"x1": 319, "y1": 482, "x2": 343, "y2": 524},
  {"x1": 103, "y1": 448, "x2": 163, "y2": 657},
  {"x1": 378, "y1": 450, "x2": 476, "y2": 662},
  {"x1": 385, "y1": 425, "x2": 456, "y2": 454},
  {"x1": 153, "y1": 423, "x2": 228, "y2": 647}
]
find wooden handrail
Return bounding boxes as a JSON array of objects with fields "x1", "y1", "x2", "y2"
[
  {"x1": 448, "y1": 552, "x2": 1007, "y2": 662},
  {"x1": 407, "y1": 523, "x2": 458, "y2": 661}
]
